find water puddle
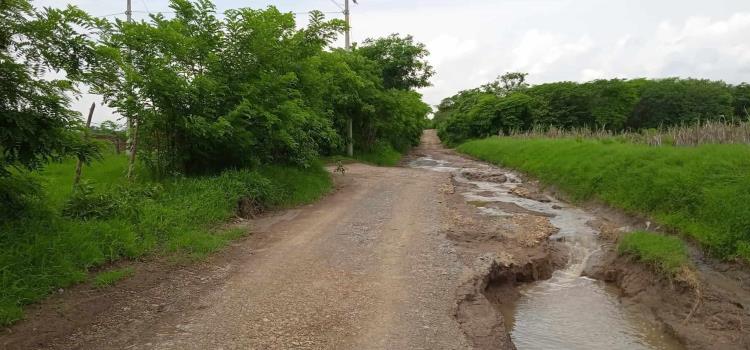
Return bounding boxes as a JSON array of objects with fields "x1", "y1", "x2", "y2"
[{"x1": 410, "y1": 155, "x2": 683, "y2": 350}]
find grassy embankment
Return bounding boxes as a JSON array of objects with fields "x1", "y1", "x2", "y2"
[
  {"x1": 0, "y1": 154, "x2": 332, "y2": 325},
  {"x1": 457, "y1": 138, "x2": 750, "y2": 269}
]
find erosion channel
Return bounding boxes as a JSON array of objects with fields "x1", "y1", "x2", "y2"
[{"x1": 409, "y1": 130, "x2": 684, "y2": 350}]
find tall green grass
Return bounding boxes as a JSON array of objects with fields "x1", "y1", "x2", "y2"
[
  {"x1": 0, "y1": 155, "x2": 332, "y2": 326},
  {"x1": 619, "y1": 231, "x2": 689, "y2": 275},
  {"x1": 457, "y1": 137, "x2": 750, "y2": 262}
]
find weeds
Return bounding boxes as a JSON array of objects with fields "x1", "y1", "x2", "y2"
[
  {"x1": 508, "y1": 120, "x2": 750, "y2": 146},
  {"x1": 93, "y1": 267, "x2": 135, "y2": 288},
  {"x1": 618, "y1": 231, "x2": 690, "y2": 275},
  {"x1": 0, "y1": 155, "x2": 332, "y2": 326}
]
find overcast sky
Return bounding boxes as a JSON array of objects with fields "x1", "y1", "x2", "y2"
[{"x1": 36, "y1": 0, "x2": 750, "y2": 124}]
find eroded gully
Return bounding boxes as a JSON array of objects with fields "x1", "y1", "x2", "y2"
[{"x1": 408, "y1": 131, "x2": 683, "y2": 350}]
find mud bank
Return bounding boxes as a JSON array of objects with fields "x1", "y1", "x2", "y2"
[
  {"x1": 454, "y1": 251, "x2": 559, "y2": 350},
  {"x1": 585, "y1": 220, "x2": 750, "y2": 350},
  {"x1": 410, "y1": 130, "x2": 723, "y2": 349}
]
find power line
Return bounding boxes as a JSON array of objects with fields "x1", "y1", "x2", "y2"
[
  {"x1": 123, "y1": 9, "x2": 341, "y2": 16},
  {"x1": 328, "y1": 0, "x2": 344, "y2": 11},
  {"x1": 138, "y1": 0, "x2": 151, "y2": 14}
]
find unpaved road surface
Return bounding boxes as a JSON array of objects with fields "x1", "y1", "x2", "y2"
[
  {"x1": 6, "y1": 130, "x2": 747, "y2": 350},
  {"x1": 4, "y1": 133, "x2": 473, "y2": 349}
]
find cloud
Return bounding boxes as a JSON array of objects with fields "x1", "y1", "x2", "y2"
[{"x1": 510, "y1": 30, "x2": 593, "y2": 75}]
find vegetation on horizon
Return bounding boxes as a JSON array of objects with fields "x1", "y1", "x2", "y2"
[{"x1": 435, "y1": 72, "x2": 750, "y2": 145}]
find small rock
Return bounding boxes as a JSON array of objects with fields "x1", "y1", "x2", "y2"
[{"x1": 552, "y1": 205, "x2": 562, "y2": 210}]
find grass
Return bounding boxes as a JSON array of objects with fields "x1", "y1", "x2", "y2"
[
  {"x1": 322, "y1": 144, "x2": 404, "y2": 167},
  {"x1": 457, "y1": 137, "x2": 750, "y2": 262},
  {"x1": 355, "y1": 144, "x2": 403, "y2": 167},
  {"x1": 92, "y1": 267, "x2": 135, "y2": 288},
  {"x1": 0, "y1": 154, "x2": 332, "y2": 326},
  {"x1": 618, "y1": 231, "x2": 690, "y2": 275}
]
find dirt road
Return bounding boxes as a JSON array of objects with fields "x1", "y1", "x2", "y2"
[
  {"x1": 6, "y1": 132, "x2": 476, "y2": 349},
  {"x1": 7, "y1": 131, "x2": 746, "y2": 350}
]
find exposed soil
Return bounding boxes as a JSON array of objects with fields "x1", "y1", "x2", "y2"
[
  {"x1": 3, "y1": 130, "x2": 749, "y2": 350},
  {"x1": 584, "y1": 219, "x2": 750, "y2": 350}
]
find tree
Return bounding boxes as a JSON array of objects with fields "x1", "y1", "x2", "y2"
[
  {"x1": 629, "y1": 78, "x2": 733, "y2": 129},
  {"x1": 585, "y1": 79, "x2": 639, "y2": 130},
  {"x1": 733, "y1": 83, "x2": 750, "y2": 119},
  {"x1": 90, "y1": 2, "x2": 347, "y2": 176},
  {"x1": 1, "y1": 0, "x2": 101, "y2": 216},
  {"x1": 358, "y1": 34, "x2": 434, "y2": 91},
  {"x1": 481, "y1": 72, "x2": 529, "y2": 97}
]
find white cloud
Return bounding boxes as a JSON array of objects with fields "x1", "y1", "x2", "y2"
[{"x1": 510, "y1": 30, "x2": 593, "y2": 75}]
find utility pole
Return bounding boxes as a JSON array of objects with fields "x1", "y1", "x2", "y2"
[
  {"x1": 125, "y1": 0, "x2": 133, "y2": 156},
  {"x1": 345, "y1": 0, "x2": 354, "y2": 157}
]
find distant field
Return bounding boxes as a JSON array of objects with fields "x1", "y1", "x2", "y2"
[
  {"x1": 0, "y1": 155, "x2": 332, "y2": 325},
  {"x1": 458, "y1": 137, "x2": 750, "y2": 262}
]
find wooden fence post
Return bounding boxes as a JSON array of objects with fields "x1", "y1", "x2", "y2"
[{"x1": 73, "y1": 102, "x2": 96, "y2": 188}]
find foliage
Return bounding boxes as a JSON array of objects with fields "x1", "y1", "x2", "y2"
[
  {"x1": 437, "y1": 75, "x2": 746, "y2": 144},
  {"x1": 0, "y1": 0, "x2": 432, "y2": 325},
  {"x1": 0, "y1": 154, "x2": 332, "y2": 326},
  {"x1": 92, "y1": 267, "x2": 135, "y2": 288},
  {"x1": 457, "y1": 137, "x2": 750, "y2": 262},
  {"x1": 355, "y1": 142, "x2": 403, "y2": 166},
  {"x1": 357, "y1": 34, "x2": 435, "y2": 90},
  {"x1": 1, "y1": 0, "x2": 102, "y2": 216},
  {"x1": 88, "y1": 2, "x2": 431, "y2": 177},
  {"x1": 62, "y1": 181, "x2": 118, "y2": 220},
  {"x1": 618, "y1": 231, "x2": 689, "y2": 275}
]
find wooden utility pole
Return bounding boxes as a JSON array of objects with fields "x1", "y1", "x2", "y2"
[
  {"x1": 125, "y1": 0, "x2": 139, "y2": 179},
  {"x1": 73, "y1": 103, "x2": 96, "y2": 188},
  {"x1": 125, "y1": 0, "x2": 134, "y2": 157},
  {"x1": 345, "y1": 0, "x2": 354, "y2": 157}
]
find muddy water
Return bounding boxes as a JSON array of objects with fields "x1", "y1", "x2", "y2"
[{"x1": 410, "y1": 156, "x2": 683, "y2": 350}]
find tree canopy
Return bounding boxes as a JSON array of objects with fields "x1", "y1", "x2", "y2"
[{"x1": 436, "y1": 74, "x2": 748, "y2": 145}]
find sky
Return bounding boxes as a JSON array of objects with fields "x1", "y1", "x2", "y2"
[{"x1": 36, "y1": 0, "x2": 750, "y2": 124}]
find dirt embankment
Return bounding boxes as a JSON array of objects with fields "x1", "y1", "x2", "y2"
[
  {"x1": 409, "y1": 131, "x2": 567, "y2": 349},
  {"x1": 416, "y1": 129, "x2": 750, "y2": 350},
  {"x1": 584, "y1": 217, "x2": 750, "y2": 350}
]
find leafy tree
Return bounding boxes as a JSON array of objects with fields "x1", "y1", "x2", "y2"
[
  {"x1": 480, "y1": 72, "x2": 529, "y2": 97},
  {"x1": 526, "y1": 81, "x2": 593, "y2": 128},
  {"x1": 90, "y1": 2, "x2": 347, "y2": 176},
  {"x1": 358, "y1": 34, "x2": 434, "y2": 91},
  {"x1": 585, "y1": 79, "x2": 639, "y2": 130},
  {"x1": 436, "y1": 73, "x2": 745, "y2": 144},
  {"x1": 733, "y1": 83, "x2": 750, "y2": 119},
  {"x1": 630, "y1": 78, "x2": 733, "y2": 129},
  {"x1": 1, "y1": 0, "x2": 101, "y2": 175},
  {"x1": 1, "y1": 0, "x2": 101, "y2": 216}
]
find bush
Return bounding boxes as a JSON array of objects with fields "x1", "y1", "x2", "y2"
[
  {"x1": 62, "y1": 181, "x2": 118, "y2": 220},
  {"x1": 0, "y1": 173, "x2": 43, "y2": 219}
]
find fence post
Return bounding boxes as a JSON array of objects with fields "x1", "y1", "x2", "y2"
[{"x1": 73, "y1": 103, "x2": 96, "y2": 188}]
